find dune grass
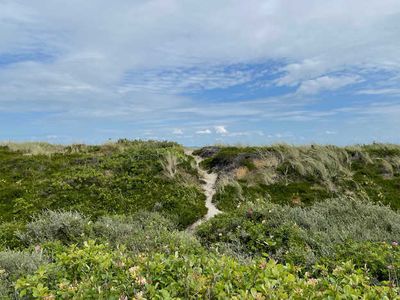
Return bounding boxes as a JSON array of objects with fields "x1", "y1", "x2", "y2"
[{"x1": 196, "y1": 143, "x2": 400, "y2": 211}]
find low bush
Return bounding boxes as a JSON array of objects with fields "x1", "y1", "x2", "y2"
[
  {"x1": 321, "y1": 241, "x2": 400, "y2": 283},
  {"x1": 16, "y1": 210, "x2": 202, "y2": 256},
  {"x1": 196, "y1": 196, "x2": 400, "y2": 282},
  {"x1": 92, "y1": 211, "x2": 201, "y2": 254},
  {"x1": 18, "y1": 210, "x2": 90, "y2": 245},
  {"x1": 14, "y1": 241, "x2": 399, "y2": 299},
  {"x1": 0, "y1": 222, "x2": 25, "y2": 250},
  {"x1": 0, "y1": 250, "x2": 46, "y2": 298}
]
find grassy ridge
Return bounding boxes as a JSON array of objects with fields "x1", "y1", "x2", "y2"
[{"x1": 0, "y1": 140, "x2": 206, "y2": 230}]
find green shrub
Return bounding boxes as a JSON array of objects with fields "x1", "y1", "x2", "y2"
[
  {"x1": 0, "y1": 250, "x2": 47, "y2": 298},
  {"x1": 16, "y1": 210, "x2": 202, "y2": 257},
  {"x1": 18, "y1": 210, "x2": 90, "y2": 245},
  {"x1": 93, "y1": 211, "x2": 201, "y2": 254},
  {"x1": 14, "y1": 241, "x2": 399, "y2": 299},
  {"x1": 15, "y1": 241, "x2": 139, "y2": 299},
  {"x1": 321, "y1": 241, "x2": 400, "y2": 283},
  {"x1": 196, "y1": 197, "x2": 400, "y2": 280},
  {"x1": 287, "y1": 197, "x2": 400, "y2": 250},
  {"x1": 0, "y1": 221, "x2": 25, "y2": 250}
]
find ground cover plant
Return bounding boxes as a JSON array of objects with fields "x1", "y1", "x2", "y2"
[{"x1": 0, "y1": 141, "x2": 399, "y2": 298}]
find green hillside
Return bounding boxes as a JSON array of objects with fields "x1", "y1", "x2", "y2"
[{"x1": 0, "y1": 141, "x2": 399, "y2": 298}]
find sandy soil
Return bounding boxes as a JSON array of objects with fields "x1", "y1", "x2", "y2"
[{"x1": 185, "y1": 149, "x2": 222, "y2": 230}]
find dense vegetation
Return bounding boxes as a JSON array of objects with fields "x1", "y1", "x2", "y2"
[
  {"x1": 0, "y1": 140, "x2": 205, "y2": 230},
  {"x1": 0, "y1": 141, "x2": 399, "y2": 298}
]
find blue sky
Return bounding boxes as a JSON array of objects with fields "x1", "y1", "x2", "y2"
[{"x1": 1, "y1": 0, "x2": 400, "y2": 145}]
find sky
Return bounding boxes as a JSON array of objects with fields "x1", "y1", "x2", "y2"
[{"x1": 1, "y1": 0, "x2": 400, "y2": 146}]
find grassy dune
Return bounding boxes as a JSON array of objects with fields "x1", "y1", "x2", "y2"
[
  {"x1": 0, "y1": 141, "x2": 399, "y2": 298},
  {"x1": 195, "y1": 143, "x2": 400, "y2": 211}
]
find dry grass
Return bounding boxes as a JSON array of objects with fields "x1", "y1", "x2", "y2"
[
  {"x1": 0, "y1": 142, "x2": 66, "y2": 156},
  {"x1": 216, "y1": 175, "x2": 243, "y2": 200},
  {"x1": 271, "y1": 145, "x2": 353, "y2": 189},
  {"x1": 235, "y1": 166, "x2": 249, "y2": 180}
]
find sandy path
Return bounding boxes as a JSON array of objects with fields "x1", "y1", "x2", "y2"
[{"x1": 185, "y1": 149, "x2": 221, "y2": 230}]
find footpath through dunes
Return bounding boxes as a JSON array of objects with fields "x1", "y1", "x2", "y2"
[{"x1": 184, "y1": 149, "x2": 221, "y2": 230}]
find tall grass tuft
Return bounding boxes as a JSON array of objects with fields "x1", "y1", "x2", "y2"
[{"x1": 160, "y1": 151, "x2": 178, "y2": 178}]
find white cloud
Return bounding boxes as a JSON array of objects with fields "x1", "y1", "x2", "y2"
[
  {"x1": 172, "y1": 128, "x2": 183, "y2": 135},
  {"x1": 214, "y1": 126, "x2": 228, "y2": 134},
  {"x1": 196, "y1": 129, "x2": 212, "y2": 134},
  {"x1": 325, "y1": 130, "x2": 337, "y2": 135},
  {"x1": 276, "y1": 59, "x2": 330, "y2": 87}
]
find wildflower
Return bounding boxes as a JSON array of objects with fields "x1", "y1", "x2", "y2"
[
  {"x1": 34, "y1": 245, "x2": 41, "y2": 253},
  {"x1": 307, "y1": 278, "x2": 318, "y2": 286},
  {"x1": 392, "y1": 241, "x2": 398, "y2": 247},
  {"x1": 119, "y1": 295, "x2": 128, "y2": 300},
  {"x1": 259, "y1": 261, "x2": 267, "y2": 269},
  {"x1": 116, "y1": 260, "x2": 125, "y2": 267},
  {"x1": 58, "y1": 282, "x2": 68, "y2": 289},
  {"x1": 67, "y1": 284, "x2": 77, "y2": 292},
  {"x1": 129, "y1": 266, "x2": 140, "y2": 275},
  {"x1": 261, "y1": 219, "x2": 266, "y2": 224},
  {"x1": 136, "y1": 276, "x2": 147, "y2": 286},
  {"x1": 218, "y1": 233, "x2": 222, "y2": 237},
  {"x1": 294, "y1": 288, "x2": 303, "y2": 295},
  {"x1": 135, "y1": 291, "x2": 144, "y2": 299}
]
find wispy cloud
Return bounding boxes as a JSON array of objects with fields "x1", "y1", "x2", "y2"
[
  {"x1": 357, "y1": 88, "x2": 400, "y2": 95},
  {"x1": 296, "y1": 75, "x2": 362, "y2": 95},
  {"x1": 120, "y1": 65, "x2": 260, "y2": 94}
]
